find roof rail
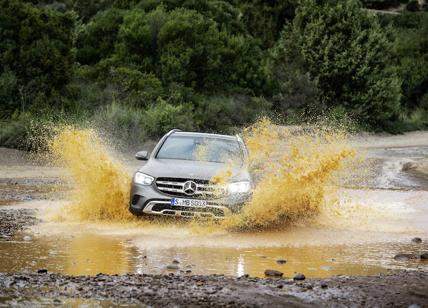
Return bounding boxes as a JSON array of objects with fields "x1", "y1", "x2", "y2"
[{"x1": 166, "y1": 128, "x2": 181, "y2": 136}]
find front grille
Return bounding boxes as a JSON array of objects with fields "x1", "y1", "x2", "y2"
[
  {"x1": 155, "y1": 177, "x2": 219, "y2": 198},
  {"x1": 151, "y1": 203, "x2": 224, "y2": 217}
]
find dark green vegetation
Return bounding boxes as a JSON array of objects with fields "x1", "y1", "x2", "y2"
[{"x1": 1, "y1": 0, "x2": 428, "y2": 148}]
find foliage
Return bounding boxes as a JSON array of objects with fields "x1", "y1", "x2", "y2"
[
  {"x1": 137, "y1": 0, "x2": 245, "y2": 34},
  {"x1": 143, "y1": 99, "x2": 194, "y2": 136},
  {"x1": 0, "y1": 112, "x2": 33, "y2": 149},
  {"x1": 2, "y1": 0, "x2": 428, "y2": 150},
  {"x1": 76, "y1": 8, "x2": 125, "y2": 65},
  {"x1": 193, "y1": 95, "x2": 272, "y2": 132},
  {"x1": 239, "y1": 0, "x2": 298, "y2": 48},
  {"x1": 270, "y1": 0, "x2": 402, "y2": 129},
  {"x1": 390, "y1": 12, "x2": 428, "y2": 109},
  {"x1": 115, "y1": 6, "x2": 263, "y2": 92},
  {"x1": 0, "y1": 0, "x2": 75, "y2": 117}
]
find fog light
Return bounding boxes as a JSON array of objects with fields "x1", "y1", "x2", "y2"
[{"x1": 227, "y1": 181, "x2": 251, "y2": 194}]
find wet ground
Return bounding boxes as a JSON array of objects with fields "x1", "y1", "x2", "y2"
[
  {"x1": 1, "y1": 270, "x2": 427, "y2": 307},
  {"x1": 1, "y1": 131, "x2": 428, "y2": 306}
]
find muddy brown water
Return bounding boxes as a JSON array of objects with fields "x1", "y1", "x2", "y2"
[
  {"x1": 1, "y1": 230, "x2": 427, "y2": 278},
  {"x1": 1, "y1": 131, "x2": 428, "y2": 278}
]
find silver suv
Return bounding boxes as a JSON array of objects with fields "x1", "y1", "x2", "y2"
[{"x1": 129, "y1": 129, "x2": 252, "y2": 218}]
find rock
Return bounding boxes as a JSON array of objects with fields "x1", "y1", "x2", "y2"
[
  {"x1": 264, "y1": 269, "x2": 283, "y2": 277},
  {"x1": 166, "y1": 264, "x2": 179, "y2": 270},
  {"x1": 293, "y1": 273, "x2": 306, "y2": 281},
  {"x1": 276, "y1": 259, "x2": 287, "y2": 264},
  {"x1": 394, "y1": 253, "x2": 419, "y2": 261},
  {"x1": 172, "y1": 259, "x2": 180, "y2": 264},
  {"x1": 411, "y1": 237, "x2": 422, "y2": 244},
  {"x1": 402, "y1": 162, "x2": 416, "y2": 171},
  {"x1": 37, "y1": 269, "x2": 48, "y2": 274},
  {"x1": 23, "y1": 236, "x2": 32, "y2": 241},
  {"x1": 420, "y1": 252, "x2": 428, "y2": 260}
]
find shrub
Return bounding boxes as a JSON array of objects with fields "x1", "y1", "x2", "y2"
[
  {"x1": 0, "y1": 71, "x2": 19, "y2": 118},
  {"x1": 76, "y1": 8, "x2": 125, "y2": 65},
  {"x1": 271, "y1": 0, "x2": 402, "y2": 130},
  {"x1": 109, "y1": 67, "x2": 163, "y2": 107},
  {"x1": 239, "y1": 0, "x2": 297, "y2": 48},
  {"x1": 143, "y1": 99, "x2": 194, "y2": 136},
  {"x1": 116, "y1": 6, "x2": 264, "y2": 92},
  {"x1": 0, "y1": 112, "x2": 33, "y2": 149},
  {"x1": 0, "y1": 0, "x2": 75, "y2": 117},
  {"x1": 391, "y1": 12, "x2": 428, "y2": 109},
  {"x1": 91, "y1": 101, "x2": 147, "y2": 149},
  {"x1": 194, "y1": 95, "x2": 272, "y2": 132}
]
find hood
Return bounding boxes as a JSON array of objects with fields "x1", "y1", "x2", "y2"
[{"x1": 138, "y1": 158, "x2": 250, "y2": 182}]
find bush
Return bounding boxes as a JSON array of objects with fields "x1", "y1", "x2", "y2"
[
  {"x1": 271, "y1": 0, "x2": 402, "y2": 130},
  {"x1": 391, "y1": 12, "x2": 428, "y2": 109},
  {"x1": 0, "y1": 71, "x2": 19, "y2": 118},
  {"x1": 76, "y1": 8, "x2": 125, "y2": 65},
  {"x1": 91, "y1": 101, "x2": 147, "y2": 149},
  {"x1": 143, "y1": 99, "x2": 194, "y2": 136},
  {"x1": 0, "y1": 0, "x2": 75, "y2": 117},
  {"x1": 92, "y1": 99, "x2": 194, "y2": 148},
  {"x1": 109, "y1": 67, "x2": 163, "y2": 107},
  {"x1": 194, "y1": 95, "x2": 272, "y2": 132},
  {"x1": 402, "y1": 92, "x2": 428, "y2": 129},
  {"x1": 0, "y1": 112, "x2": 33, "y2": 149},
  {"x1": 239, "y1": 0, "x2": 297, "y2": 48},
  {"x1": 116, "y1": 6, "x2": 264, "y2": 92}
]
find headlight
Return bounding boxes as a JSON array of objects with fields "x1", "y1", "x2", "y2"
[
  {"x1": 134, "y1": 172, "x2": 154, "y2": 185},
  {"x1": 227, "y1": 181, "x2": 251, "y2": 194}
]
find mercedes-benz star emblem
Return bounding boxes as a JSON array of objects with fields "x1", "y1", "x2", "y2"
[{"x1": 183, "y1": 181, "x2": 197, "y2": 196}]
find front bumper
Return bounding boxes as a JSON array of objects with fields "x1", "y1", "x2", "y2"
[{"x1": 129, "y1": 183, "x2": 250, "y2": 219}]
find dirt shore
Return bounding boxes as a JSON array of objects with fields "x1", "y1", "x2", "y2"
[{"x1": 0, "y1": 270, "x2": 427, "y2": 307}]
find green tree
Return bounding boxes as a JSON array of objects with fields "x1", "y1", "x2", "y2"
[
  {"x1": 76, "y1": 8, "x2": 125, "y2": 65},
  {"x1": 273, "y1": 0, "x2": 402, "y2": 129},
  {"x1": 137, "y1": 0, "x2": 244, "y2": 34},
  {"x1": 0, "y1": 0, "x2": 75, "y2": 116},
  {"x1": 116, "y1": 6, "x2": 263, "y2": 92},
  {"x1": 390, "y1": 12, "x2": 428, "y2": 109},
  {"x1": 239, "y1": 0, "x2": 297, "y2": 48}
]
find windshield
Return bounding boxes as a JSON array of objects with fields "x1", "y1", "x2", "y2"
[{"x1": 156, "y1": 135, "x2": 243, "y2": 163}]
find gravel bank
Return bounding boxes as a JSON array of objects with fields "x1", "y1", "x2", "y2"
[
  {"x1": 0, "y1": 208, "x2": 37, "y2": 240},
  {"x1": 0, "y1": 271, "x2": 427, "y2": 307}
]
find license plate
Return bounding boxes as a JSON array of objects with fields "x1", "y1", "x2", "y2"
[{"x1": 171, "y1": 198, "x2": 207, "y2": 207}]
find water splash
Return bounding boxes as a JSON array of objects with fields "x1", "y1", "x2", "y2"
[
  {"x1": 47, "y1": 119, "x2": 356, "y2": 229},
  {"x1": 49, "y1": 127, "x2": 133, "y2": 221},
  {"x1": 220, "y1": 118, "x2": 356, "y2": 229}
]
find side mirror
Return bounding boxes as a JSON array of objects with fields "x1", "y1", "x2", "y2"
[{"x1": 135, "y1": 151, "x2": 149, "y2": 161}]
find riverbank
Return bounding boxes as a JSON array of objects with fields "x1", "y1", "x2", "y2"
[{"x1": 1, "y1": 269, "x2": 427, "y2": 307}]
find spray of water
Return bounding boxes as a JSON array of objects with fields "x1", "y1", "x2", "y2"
[
  {"x1": 218, "y1": 118, "x2": 356, "y2": 229},
  {"x1": 49, "y1": 127, "x2": 133, "y2": 221},
  {"x1": 47, "y1": 118, "x2": 356, "y2": 229}
]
